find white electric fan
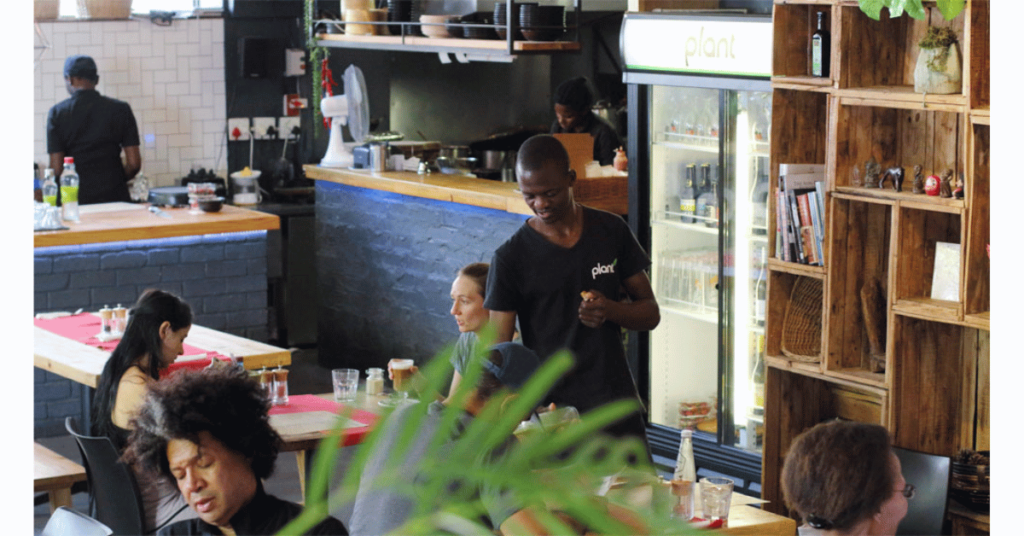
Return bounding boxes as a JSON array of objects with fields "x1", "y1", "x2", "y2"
[{"x1": 319, "y1": 65, "x2": 370, "y2": 168}]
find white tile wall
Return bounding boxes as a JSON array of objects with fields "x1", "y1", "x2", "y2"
[{"x1": 34, "y1": 19, "x2": 227, "y2": 187}]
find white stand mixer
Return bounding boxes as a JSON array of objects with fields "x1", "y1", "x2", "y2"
[{"x1": 320, "y1": 65, "x2": 370, "y2": 168}]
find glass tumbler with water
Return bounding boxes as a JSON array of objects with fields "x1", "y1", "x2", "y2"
[
  {"x1": 699, "y1": 477, "x2": 734, "y2": 522},
  {"x1": 333, "y1": 368, "x2": 360, "y2": 402}
]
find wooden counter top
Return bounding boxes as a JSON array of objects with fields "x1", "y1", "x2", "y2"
[
  {"x1": 34, "y1": 202, "x2": 280, "y2": 248},
  {"x1": 304, "y1": 165, "x2": 628, "y2": 216}
]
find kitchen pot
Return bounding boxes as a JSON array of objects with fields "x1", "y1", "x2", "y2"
[
  {"x1": 480, "y1": 149, "x2": 515, "y2": 171},
  {"x1": 439, "y1": 145, "x2": 471, "y2": 159}
]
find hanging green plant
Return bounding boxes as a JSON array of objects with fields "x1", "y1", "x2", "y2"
[
  {"x1": 305, "y1": 0, "x2": 330, "y2": 138},
  {"x1": 858, "y1": 0, "x2": 966, "y2": 22}
]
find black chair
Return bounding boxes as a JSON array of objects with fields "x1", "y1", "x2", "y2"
[
  {"x1": 42, "y1": 506, "x2": 114, "y2": 536},
  {"x1": 65, "y1": 417, "x2": 146, "y2": 536},
  {"x1": 893, "y1": 446, "x2": 951, "y2": 536}
]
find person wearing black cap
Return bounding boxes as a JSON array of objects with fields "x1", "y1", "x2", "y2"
[
  {"x1": 550, "y1": 76, "x2": 621, "y2": 167},
  {"x1": 46, "y1": 54, "x2": 141, "y2": 205}
]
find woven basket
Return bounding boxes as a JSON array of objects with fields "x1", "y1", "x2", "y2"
[
  {"x1": 781, "y1": 277, "x2": 823, "y2": 362},
  {"x1": 35, "y1": 0, "x2": 60, "y2": 20},
  {"x1": 77, "y1": 0, "x2": 133, "y2": 19},
  {"x1": 574, "y1": 175, "x2": 627, "y2": 202}
]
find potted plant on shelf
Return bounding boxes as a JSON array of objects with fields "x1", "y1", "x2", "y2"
[{"x1": 914, "y1": 26, "x2": 962, "y2": 94}]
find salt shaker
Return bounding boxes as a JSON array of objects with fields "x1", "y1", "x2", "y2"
[
  {"x1": 273, "y1": 365, "x2": 289, "y2": 406},
  {"x1": 112, "y1": 304, "x2": 128, "y2": 335},
  {"x1": 366, "y1": 368, "x2": 385, "y2": 396},
  {"x1": 259, "y1": 367, "x2": 274, "y2": 401},
  {"x1": 98, "y1": 305, "x2": 113, "y2": 335}
]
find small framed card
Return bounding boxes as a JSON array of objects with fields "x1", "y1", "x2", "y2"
[{"x1": 930, "y1": 241, "x2": 961, "y2": 301}]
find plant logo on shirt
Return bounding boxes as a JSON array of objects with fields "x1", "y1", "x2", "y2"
[{"x1": 591, "y1": 259, "x2": 617, "y2": 280}]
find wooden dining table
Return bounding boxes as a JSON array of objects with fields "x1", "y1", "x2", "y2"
[
  {"x1": 33, "y1": 314, "x2": 291, "y2": 389},
  {"x1": 270, "y1": 391, "x2": 384, "y2": 503}
]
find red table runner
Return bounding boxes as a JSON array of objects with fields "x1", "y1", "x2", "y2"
[
  {"x1": 269, "y1": 394, "x2": 379, "y2": 446},
  {"x1": 34, "y1": 313, "x2": 234, "y2": 376}
]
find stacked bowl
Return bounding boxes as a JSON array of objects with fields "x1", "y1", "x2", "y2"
[
  {"x1": 387, "y1": 0, "x2": 422, "y2": 35},
  {"x1": 461, "y1": 12, "x2": 497, "y2": 40},
  {"x1": 519, "y1": 4, "x2": 564, "y2": 41},
  {"x1": 420, "y1": 14, "x2": 459, "y2": 38},
  {"x1": 494, "y1": 2, "x2": 534, "y2": 40}
]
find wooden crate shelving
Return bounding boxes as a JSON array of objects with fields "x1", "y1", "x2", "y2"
[
  {"x1": 771, "y1": 1, "x2": 835, "y2": 86},
  {"x1": 964, "y1": 123, "x2": 989, "y2": 326},
  {"x1": 762, "y1": 0, "x2": 989, "y2": 516},
  {"x1": 824, "y1": 196, "x2": 891, "y2": 387},
  {"x1": 836, "y1": 3, "x2": 967, "y2": 102},
  {"x1": 891, "y1": 206, "x2": 964, "y2": 323},
  {"x1": 832, "y1": 99, "x2": 965, "y2": 204}
]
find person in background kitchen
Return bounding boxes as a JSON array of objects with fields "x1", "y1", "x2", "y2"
[
  {"x1": 47, "y1": 54, "x2": 141, "y2": 204},
  {"x1": 485, "y1": 134, "x2": 660, "y2": 451},
  {"x1": 550, "y1": 76, "x2": 621, "y2": 167}
]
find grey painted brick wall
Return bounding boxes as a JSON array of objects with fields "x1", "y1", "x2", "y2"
[
  {"x1": 315, "y1": 182, "x2": 527, "y2": 373},
  {"x1": 33, "y1": 231, "x2": 270, "y2": 438}
]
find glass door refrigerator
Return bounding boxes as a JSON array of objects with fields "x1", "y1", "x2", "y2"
[{"x1": 620, "y1": 12, "x2": 773, "y2": 489}]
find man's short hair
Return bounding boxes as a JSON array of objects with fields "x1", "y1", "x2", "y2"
[
  {"x1": 123, "y1": 366, "x2": 282, "y2": 482},
  {"x1": 64, "y1": 54, "x2": 99, "y2": 82},
  {"x1": 516, "y1": 134, "x2": 570, "y2": 176}
]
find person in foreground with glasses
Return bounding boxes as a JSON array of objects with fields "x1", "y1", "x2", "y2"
[{"x1": 781, "y1": 420, "x2": 912, "y2": 536}]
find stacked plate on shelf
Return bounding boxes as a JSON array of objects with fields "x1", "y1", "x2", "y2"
[
  {"x1": 519, "y1": 4, "x2": 564, "y2": 42},
  {"x1": 387, "y1": 0, "x2": 421, "y2": 35}
]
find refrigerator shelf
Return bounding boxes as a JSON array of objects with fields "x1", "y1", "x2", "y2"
[
  {"x1": 660, "y1": 300, "x2": 718, "y2": 323},
  {"x1": 652, "y1": 214, "x2": 719, "y2": 235}
]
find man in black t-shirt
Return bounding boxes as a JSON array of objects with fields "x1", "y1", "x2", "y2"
[
  {"x1": 47, "y1": 55, "x2": 141, "y2": 205},
  {"x1": 484, "y1": 134, "x2": 660, "y2": 443}
]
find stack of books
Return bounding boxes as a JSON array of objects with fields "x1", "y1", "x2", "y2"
[{"x1": 776, "y1": 163, "x2": 825, "y2": 266}]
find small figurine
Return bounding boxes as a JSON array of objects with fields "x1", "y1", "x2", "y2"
[
  {"x1": 863, "y1": 157, "x2": 881, "y2": 188},
  {"x1": 879, "y1": 166, "x2": 904, "y2": 192},
  {"x1": 925, "y1": 174, "x2": 941, "y2": 196},
  {"x1": 939, "y1": 168, "x2": 954, "y2": 198},
  {"x1": 912, "y1": 165, "x2": 925, "y2": 194},
  {"x1": 953, "y1": 172, "x2": 964, "y2": 200},
  {"x1": 850, "y1": 165, "x2": 862, "y2": 188}
]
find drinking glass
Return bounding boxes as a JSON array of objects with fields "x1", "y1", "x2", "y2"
[
  {"x1": 699, "y1": 477, "x2": 734, "y2": 522},
  {"x1": 332, "y1": 368, "x2": 359, "y2": 402},
  {"x1": 390, "y1": 359, "x2": 415, "y2": 404}
]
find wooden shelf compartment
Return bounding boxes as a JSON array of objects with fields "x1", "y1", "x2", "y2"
[
  {"x1": 771, "y1": 2, "x2": 834, "y2": 82},
  {"x1": 761, "y1": 365, "x2": 887, "y2": 516},
  {"x1": 892, "y1": 205, "x2": 964, "y2": 322},
  {"x1": 766, "y1": 270, "x2": 826, "y2": 371},
  {"x1": 967, "y1": 0, "x2": 990, "y2": 111},
  {"x1": 965, "y1": 123, "x2": 989, "y2": 320},
  {"x1": 825, "y1": 196, "x2": 894, "y2": 383},
  {"x1": 836, "y1": 3, "x2": 967, "y2": 97},
  {"x1": 889, "y1": 316, "x2": 983, "y2": 456},
  {"x1": 768, "y1": 88, "x2": 829, "y2": 264},
  {"x1": 833, "y1": 99, "x2": 965, "y2": 195}
]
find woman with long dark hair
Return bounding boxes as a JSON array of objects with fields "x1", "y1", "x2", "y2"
[{"x1": 91, "y1": 288, "x2": 196, "y2": 531}]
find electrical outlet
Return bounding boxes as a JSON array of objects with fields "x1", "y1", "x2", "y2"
[
  {"x1": 227, "y1": 118, "x2": 250, "y2": 141},
  {"x1": 278, "y1": 117, "x2": 301, "y2": 139},
  {"x1": 283, "y1": 94, "x2": 306, "y2": 116},
  {"x1": 252, "y1": 117, "x2": 277, "y2": 140}
]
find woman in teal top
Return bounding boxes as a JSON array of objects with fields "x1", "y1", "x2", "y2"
[{"x1": 390, "y1": 263, "x2": 491, "y2": 405}]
